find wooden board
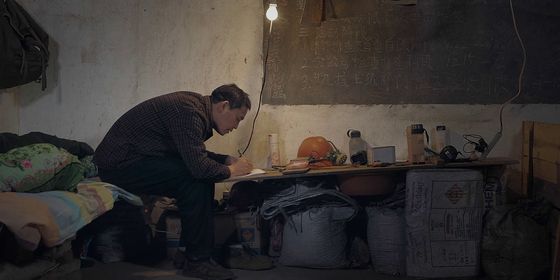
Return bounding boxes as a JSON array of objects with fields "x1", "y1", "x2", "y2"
[{"x1": 522, "y1": 121, "x2": 560, "y2": 197}]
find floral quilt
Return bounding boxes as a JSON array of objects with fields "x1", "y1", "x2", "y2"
[{"x1": 0, "y1": 143, "x2": 84, "y2": 192}]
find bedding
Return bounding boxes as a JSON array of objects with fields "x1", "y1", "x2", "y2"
[
  {"x1": 0, "y1": 181, "x2": 142, "y2": 251},
  {"x1": 0, "y1": 131, "x2": 94, "y2": 159},
  {"x1": 0, "y1": 143, "x2": 84, "y2": 192}
]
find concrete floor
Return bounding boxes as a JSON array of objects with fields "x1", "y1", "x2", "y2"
[{"x1": 60, "y1": 260, "x2": 486, "y2": 280}]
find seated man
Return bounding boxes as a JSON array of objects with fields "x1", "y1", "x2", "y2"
[{"x1": 94, "y1": 84, "x2": 253, "y2": 280}]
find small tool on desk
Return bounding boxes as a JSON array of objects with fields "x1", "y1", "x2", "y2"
[
  {"x1": 282, "y1": 167, "x2": 310, "y2": 175},
  {"x1": 368, "y1": 161, "x2": 391, "y2": 167},
  {"x1": 280, "y1": 158, "x2": 311, "y2": 174}
]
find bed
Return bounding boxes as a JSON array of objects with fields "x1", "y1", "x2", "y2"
[{"x1": 0, "y1": 132, "x2": 142, "y2": 279}]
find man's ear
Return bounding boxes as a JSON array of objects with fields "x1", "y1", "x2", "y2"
[{"x1": 217, "y1": 101, "x2": 229, "y2": 113}]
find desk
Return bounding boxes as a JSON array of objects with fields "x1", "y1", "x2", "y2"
[
  {"x1": 221, "y1": 157, "x2": 518, "y2": 274},
  {"x1": 224, "y1": 157, "x2": 519, "y2": 183}
]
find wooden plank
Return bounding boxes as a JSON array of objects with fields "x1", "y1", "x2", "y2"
[
  {"x1": 521, "y1": 121, "x2": 535, "y2": 197},
  {"x1": 523, "y1": 122, "x2": 560, "y2": 280},
  {"x1": 522, "y1": 121, "x2": 560, "y2": 197},
  {"x1": 553, "y1": 216, "x2": 560, "y2": 280},
  {"x1": 533, "y1": 158, "x2": 559, "y2": 185},
  {"x1": 533, "y1": 122, "x2": 560, "y2": 164},
  {"x1": 523, "y1": 122, "x2": 560, "y2": 180},
  {"x1": 522, "y1": 121, "x2": 533, "y2": 155},
  {"x1": 536, "y1": 181, "x2": 560, "y2": 209}
]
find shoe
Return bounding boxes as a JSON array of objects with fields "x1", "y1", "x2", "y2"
[
  {"x1": 224, "y1": 244, "x2": 274, "y2": 271},
  {"x1": 173, "y1": 250, "x2": 186, "y2": 269},
  {"x1": 182, "y1": 258, "x2": 237, "y2": 280}
]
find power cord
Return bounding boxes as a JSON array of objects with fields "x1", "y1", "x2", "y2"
[
  {"x1": 498, "y1": 0, "x2": 527, "y2": 134},
  {"x1": 480, "y1": 0, "x2": 527, "y2": 158},
  {"x1": 238, "y1": 17, "x2": 274, "y2": 156},
  {"x1": 463, "y1": 134, "x2": 487, "y2": 155}
]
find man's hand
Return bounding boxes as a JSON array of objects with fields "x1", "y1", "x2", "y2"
[
  {"x1": 225, "y1": 156, "x2": 238, "y2": 166},
  {"x1": 227, "y1": 157, "x2": 253, "y2": 177}
]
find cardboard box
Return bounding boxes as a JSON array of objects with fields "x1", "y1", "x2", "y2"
[
  {"x1": 165, "y1": 214, "x2": 182, "y2": 259},
  {"x1": 233, "y1": 211, "x2": 262, "y2": 253}
]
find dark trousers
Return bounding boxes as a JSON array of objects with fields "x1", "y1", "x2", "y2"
[{"x1": 98, "y1": 156, "x2": 215, "y2": 260}]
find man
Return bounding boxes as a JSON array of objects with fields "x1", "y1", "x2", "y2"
[{"x1": 94, "y1": 84, "x2": 253, "y2": 280}]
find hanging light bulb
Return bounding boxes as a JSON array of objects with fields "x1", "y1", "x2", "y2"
[{"x1": 266, "y1": 4, "x2": 278, "y2": 21}]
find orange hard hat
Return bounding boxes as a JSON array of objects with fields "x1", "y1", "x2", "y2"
[{"x1": 297, "y1": 136, "x2": 334, "y2": 167}]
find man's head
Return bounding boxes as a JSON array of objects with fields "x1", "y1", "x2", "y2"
[{"x1": 211, "y1": 84, "x2": 251, "y2": 135}]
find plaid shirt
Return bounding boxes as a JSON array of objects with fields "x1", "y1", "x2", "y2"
[{"x1": 94, "y1": 91, "x2": 230, "y2": 180}]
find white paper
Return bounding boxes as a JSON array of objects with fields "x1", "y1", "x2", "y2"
[{"x1": 240, "y1": 168, "x2": 266, "y2": 177}]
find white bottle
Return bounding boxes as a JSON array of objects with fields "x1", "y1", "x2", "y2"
[
  {"x1": 268, "y1": 133, "x2": 281, "y2": 167},
  {"x1": 406, "y1": 124, "x2": 426, "y2": 164},
  {"x1": 434, "y1": 125, "x2": 449, "y2": 153},
  {"x1": 347, "y1": 129, "x2": 368, "y2": 165}
]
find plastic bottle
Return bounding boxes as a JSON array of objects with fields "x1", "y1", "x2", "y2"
[
  {"x1": 434, "y1": 125, "x2": 449, "y2": 153},
  {"x1": 406, "y1": 124, "x2": 426, "y2": 164},
  {"x1": 347, "y1": 129, "x2": 368, "y2": 165},
  {"x1": 268, "y1": 133, "x2": 281, "y2": 167}
]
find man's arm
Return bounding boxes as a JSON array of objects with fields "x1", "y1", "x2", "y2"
[
  {"x1": 167, "y1": 110, "x2": 253, "y2": 179},
  {"x1": 167, "y1": 111, "x2": 231, "y2": 180},
  {"x1": 206, "y1": 152, "x2": 253, "y2": 177},
  {"x1": 206, "y1": 151, "x2": 229, "y2": 164}
]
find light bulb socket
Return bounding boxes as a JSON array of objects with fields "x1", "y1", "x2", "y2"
[{"x1": 266, "y1": 3, "x2": 278, "y2": 21}]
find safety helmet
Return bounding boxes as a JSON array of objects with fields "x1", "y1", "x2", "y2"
[{"x1": 297, "y1": 136, "x2": 347, "y2": 167}]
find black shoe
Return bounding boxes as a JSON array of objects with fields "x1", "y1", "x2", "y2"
[
  {"x1": 183, "y1": 258, "x2": 237, "y2": 280},
  {"x1": 225, "y1": 244, "x2": 273, "y2": 271}
]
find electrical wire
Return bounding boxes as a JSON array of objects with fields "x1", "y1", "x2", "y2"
[
  {"x1": 462, "y1": 134, "x2": 484, "y2": 154},
  {"x1": 238, "y1": 19, "x2": 274, "y2": 157},
  {"x1": 496, "y1": 0, "x2": 527, "y2": 134}
]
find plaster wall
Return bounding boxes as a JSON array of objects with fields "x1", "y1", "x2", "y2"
[
  {"x1": 0, "y1": 90, "x2": 19, "y2": 133},
  {"x1": 11, "y1": 0, "x2": 560, "y2": 174},
  {"x1": 16, "y1": 0, "x2": 263, "y2": 158}
]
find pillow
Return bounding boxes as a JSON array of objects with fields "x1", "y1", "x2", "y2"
[{"x1": 0, "y1": 143, "x2": 84, "y2": 192}]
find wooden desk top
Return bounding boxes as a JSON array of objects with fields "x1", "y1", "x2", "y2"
[{"x1": 223, "y1": 157, "x2": 519, "y2": 183}]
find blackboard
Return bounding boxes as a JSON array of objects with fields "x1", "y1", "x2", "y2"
[{"x1": 262, "y1": 0, "x2": 560, "y2": 105}]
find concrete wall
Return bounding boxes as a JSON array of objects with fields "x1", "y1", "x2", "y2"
[{"x1": 9, "y1": 0, "x2": 560, "y2": 172}]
